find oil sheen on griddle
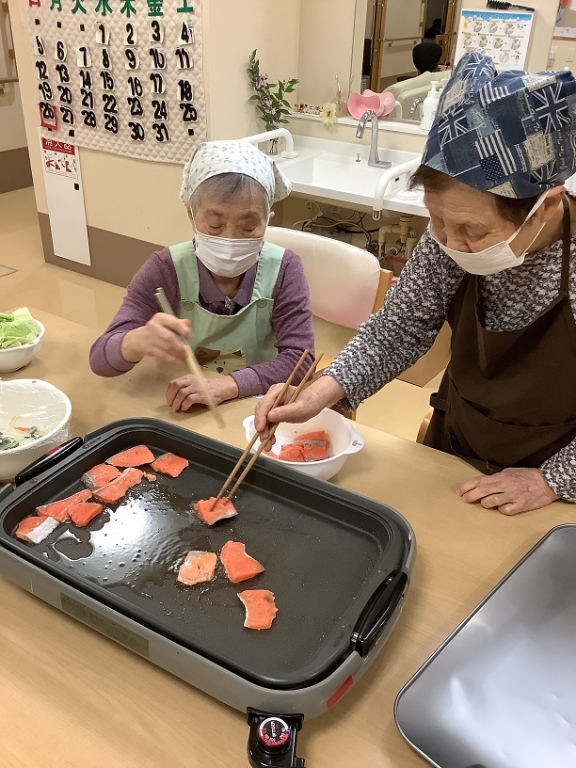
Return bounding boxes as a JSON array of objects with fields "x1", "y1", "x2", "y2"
[{"x1": 47, "y1": 480, "x2": 243, "y2": 608}]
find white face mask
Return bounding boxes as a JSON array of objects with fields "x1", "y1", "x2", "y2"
[
  {"x1": 429, "y1": 192, "x2": 549, "y2": 276},
  {"x1": 193, "y1": 229, "x2": 264, "y2": 278}
]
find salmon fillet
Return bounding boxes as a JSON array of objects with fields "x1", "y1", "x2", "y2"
[
  {"x1": 36, "y1": 489, "x2": 93, "y2": 522},
  {"x1": 15, "y1": 515, "x2": 59, "y2": 544},
  {"x1": 238, "y1": 590, "x2": 278, "y2": 630},
  {"x1": 82, "y1": 463, "x2": 121, "y2": 490},
  {"x1": 106, "y1": 445, "x2": 155, "y2": 468},
  {"x1": 278, "y1": 444, "x2": 306, "y2": 462},
  {"x1": 150, "y1": 453, "x2": 189, "y2": 478},
  {"x1": 278, "y1": 429, "x2": 332, "y2": 462},
  {"x1": 194, "y1": 497, "x2": 238, "y2": 526},
  {"x1": 68, "y1": 502, "x2": 104, "y2": 528},
  {"x1": 143, "y1": 472, "x2": 156, "y2": 482},
  {"x1": 220, "y1": 541, "x2": 264, "y2": 584},
  {"x1": 93, "y1": 467, "x2": 144, "y2": 504},
  {"x1": 177, "y1": 550, "x2": 218, "y2": 586}
]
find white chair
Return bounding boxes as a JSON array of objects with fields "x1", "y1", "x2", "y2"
[
  {"x1": 265, "y1": 227, "x2": 393, "y2": 418},
  {"x1": 265, "y1": 227, "x2": 392, "y2": 328}
]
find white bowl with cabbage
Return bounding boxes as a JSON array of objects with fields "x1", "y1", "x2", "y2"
[
  {"x1": 0, "y1": 379, "x2": 72, "y2": 481},
  {"x1": 0, "y1": 307, "x2": 44, "y2": 373}
]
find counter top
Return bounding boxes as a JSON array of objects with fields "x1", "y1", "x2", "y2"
[{"x1": 1, "y1": 308, "x2": 574, "y2": 768}]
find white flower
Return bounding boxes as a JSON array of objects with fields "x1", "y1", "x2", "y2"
[{"x1": 321, "y1": 102, "x2": 337, "y2": 125}]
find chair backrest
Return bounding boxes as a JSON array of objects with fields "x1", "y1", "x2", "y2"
[
  {"x1": 385, "y1": 70, "x2": 449, "y2": 100},
  {"x1": 265, "y1": 227, "x2": 393, "y2": 329}
]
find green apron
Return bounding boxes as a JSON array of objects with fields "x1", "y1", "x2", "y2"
[{"x1": 169, "y1": 241, "x2": 283, "y2": 374}]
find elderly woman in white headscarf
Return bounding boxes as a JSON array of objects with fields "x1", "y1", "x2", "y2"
[{"x1": 90, "y1": 140, "x2": 315, "y2": 410}]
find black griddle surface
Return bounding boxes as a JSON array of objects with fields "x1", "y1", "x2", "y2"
[{"x1": 0, "y1": 419, "x2": 412, "y2": 689}]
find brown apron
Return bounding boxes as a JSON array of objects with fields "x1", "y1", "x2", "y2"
[{"x1": 424, "y1": 196, "x2": 576, "y2": 474}]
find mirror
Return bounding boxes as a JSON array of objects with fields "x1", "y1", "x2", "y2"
[
  {"x1": 551, "y1": 0, "x2": 576, "y2": 70},
  {"x1": 348, "y1": 0, "x2": 457, "y2": 123}
]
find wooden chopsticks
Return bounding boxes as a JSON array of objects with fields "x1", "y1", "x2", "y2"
[
  {"x1": 155, "y1": 287, "x2": 225, "y2": 429},
  {"x1": 211, "y1": 349, "x2": 323, "y2": 508}
]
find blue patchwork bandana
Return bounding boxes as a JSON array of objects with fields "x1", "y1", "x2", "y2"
[{"x1": 422, "y1": 53, "x2": 576, "y2": 198}]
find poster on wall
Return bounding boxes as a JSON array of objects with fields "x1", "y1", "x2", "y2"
[
  {"x1": 454, "y1": 9, "x2": 534, "y2": 72},
  {"x1": 26, "y1": 0, "x2": 206, "y2": 163}
]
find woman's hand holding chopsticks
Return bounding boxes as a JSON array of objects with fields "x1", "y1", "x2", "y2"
[
  {"x1": 121, "y1": 313, "x2": 193, "y2": 365},
  {"x1": 254, "y1": 375, "x2": 347, "y2": 449}
]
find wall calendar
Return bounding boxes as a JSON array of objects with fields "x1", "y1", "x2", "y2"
[{"x1": 27, "y1": 0, "x2": 206, "y2": 162}]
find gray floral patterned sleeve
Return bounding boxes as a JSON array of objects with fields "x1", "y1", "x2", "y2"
[{"x1": 326, "y1": 229, "x2": 576, "y2": 503}]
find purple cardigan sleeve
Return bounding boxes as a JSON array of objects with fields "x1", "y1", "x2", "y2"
[
  {"x1": 230, "y1": 249, "x2": 315, "y2": 397},
  {"x1": 89, "y1": 249, "x2": 179, "y2": 377}
]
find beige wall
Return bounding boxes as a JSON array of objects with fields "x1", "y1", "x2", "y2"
[
  {"x1": 0, "y1": 83, "x2": 27, "y2": 152},
  {"x1": 460, "y1": 0, "x2": 556, "y2": 71},
  {"x1": 551, "y1": 37, "x2": 576, "y2": 70},
  {"x1": 296, "y1": 0, "x2": 357, "y2": 108},
  {"x1": 7, "y1": 0, "x2": 300, "y2": 248}
]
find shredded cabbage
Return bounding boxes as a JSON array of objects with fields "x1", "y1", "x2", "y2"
[
  {"x1": 0, "y1": 417, "x2": 44, "y2": 451},
  {"x1": 0, "y1": 307, "x2": 41, "y2": 349}
]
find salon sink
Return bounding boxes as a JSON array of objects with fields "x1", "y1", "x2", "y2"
[{"x1": 273, "y1": 136, "x2": 427, "y2": 216}]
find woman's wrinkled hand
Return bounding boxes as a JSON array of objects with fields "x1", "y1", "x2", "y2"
[
  {"x1": 122, "y1": 313, "x2": 192, "y2": 365},
  {"x1": 457, "y1": 467, "x2": 559, "y2": 516},
  {"x1": 254, "y1": 376, "x2": 346, "y2": 450},
  {"x1": 166, "y1": 374, "x2": 239, "y2": 412}
]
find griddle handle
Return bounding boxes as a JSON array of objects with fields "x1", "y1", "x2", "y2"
[
  {"x1": 353, "y1": 571, "x2": 408, "y2": 657},
  {"x1": 14, "y1": 437, "x2": 84, "y2": 486}
]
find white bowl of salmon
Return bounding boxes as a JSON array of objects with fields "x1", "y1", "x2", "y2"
[
  {"x1": 0, "y1": 308, "x2": 44, "y2": 373},
  {"x1": 0, "y1": 379, "x2": 72, "y2": 481},
  {"x1": 243, "y1": 407, "x2": 364, "y2": 482}
]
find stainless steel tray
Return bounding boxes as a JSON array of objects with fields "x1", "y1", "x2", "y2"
[{"x1": 395, "y1": 524, "x2": 576, "y2": 768}]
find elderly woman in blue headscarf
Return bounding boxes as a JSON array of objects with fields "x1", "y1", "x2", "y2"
[{"x1": 255, "y1": 53, "x2": 576, "y2": 516}]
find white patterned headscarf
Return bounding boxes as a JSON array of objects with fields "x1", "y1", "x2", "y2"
[{"x1": 180, "y1": 140, "x2": 292, "y2": 206}]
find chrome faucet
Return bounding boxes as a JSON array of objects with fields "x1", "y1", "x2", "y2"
[
  {"x1": 409, "y1": 98, "x2": 424, "y2": 120},
  {"x1": 356, "y1": 110, "x2": 391, "y2": 169}
]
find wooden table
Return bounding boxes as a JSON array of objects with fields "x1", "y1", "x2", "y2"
[{"x1": 1, "y1": 309, "x2": 575, "y2": 768}]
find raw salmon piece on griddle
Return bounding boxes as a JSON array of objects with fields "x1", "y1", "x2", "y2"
[
  {"x1": 177, "y1": 551, "x2": 218, "y2": 586},
  {"x1": 68, "y1": 502, "x2": 104, "y2": 528},
  {"x1": 220, "y1": 541, "x2": 264, "y2": 584},
  {"x1": 93, "y1": 468, "x2": 144, "y2": 504},
  {"x1": 106, "y1": 445, "x2": 155, "y2": 468},
  {"x1": 150, "y1": 452, "x2": 189, "y2": 478},
  {"x1": 238, "y1": 590, "x2": 277, "y2": 630},
  {"x1": 36, "y1": 489, "x2": 93, "y2": 522},
  {"x1": 82, "y1": 463, "x2": 121, "y2": 490},
  {"x1": 194, "y1": 497, "x2": 238, "y2": 526},
  {"x1": 15, "y1": 515, "x2": 59, "y2": 544}
]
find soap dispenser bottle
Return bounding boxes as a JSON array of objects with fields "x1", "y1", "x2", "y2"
[{"x1": 420, "y1": 80, "x2": 440, "y2": 131}]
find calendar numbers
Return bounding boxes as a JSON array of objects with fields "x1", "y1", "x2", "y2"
[
  {"x1": 149, "y1": 20, "x2": 164, "y2": 44},
  {"x1": 77, "y1": 46, "x2": 91, "y2": 68}
]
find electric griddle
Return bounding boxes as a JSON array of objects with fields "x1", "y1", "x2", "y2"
[{"x1": 0, "y1": 418, "x2": 415, "y2": 766}]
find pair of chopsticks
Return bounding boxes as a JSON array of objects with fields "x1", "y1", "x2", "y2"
[
  {"x1": 155, "y1": 287, "x2": 225, "y2": 429},
  {"x1": 211, "y1": 348, "x2": 323, "y2": 507}
]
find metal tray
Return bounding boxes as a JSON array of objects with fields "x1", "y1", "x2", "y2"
[
  {"x1": 395, "y1": 524, "x2": 576, "y2": 768},
  {"x1": 0, "y1": 418, "x2": 414, "y2": 691}
]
